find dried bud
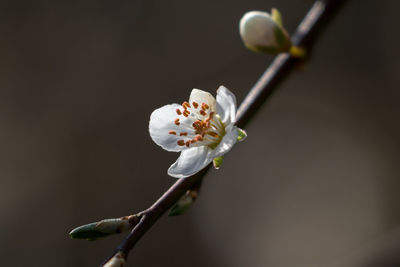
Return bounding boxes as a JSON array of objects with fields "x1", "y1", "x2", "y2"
[{"x1": 239, "y1": 9, "x2": 291, "y2": 54}]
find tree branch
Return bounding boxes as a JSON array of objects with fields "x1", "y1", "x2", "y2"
[{"x1": 101, "y1": 0, "x2": 348, "y2": 265}]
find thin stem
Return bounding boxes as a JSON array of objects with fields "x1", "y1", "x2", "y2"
[{"x1": 101, "y1": 0, "x2": 348, "y2": 265}]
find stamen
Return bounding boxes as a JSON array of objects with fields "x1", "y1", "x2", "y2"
[
  {"x1": 183, "y1": 110, "x2": 190, "y2": 117},
  {"x1": 209, "y1": 112, "x2": 215, "y2": 119},
  {"x1": 182, "y1": 101, "x2": 191, "y2": 109},
  {"x1": 207, "y1": 132, "x2": 219, "y2": 138},
  {"x1": 176, "y1": 109, "x2": 182, "y2": 115},
  {"x1": 192, "y1": 101, "x2": 199, "y2": 108},
  {"x1": 180, "y1": 132, "x2": 188, "y2": 136},
  {"x1": 201, "y1": 103, "x2": 209, "y2": 110},
  {"x1": 192, "y1": 120, "x2": 201, "y2": 128},
  {"x1": 185, "y1": 140, "x2": 191, "y2": 147},
  {"x1": 200, "y1": 110, "x2": 206, "y2": 116},
  {"x1": 194, "y1": 135, "x2": 203, "y2": 141},
  {"x1": 169, "y1": 131, "x2": 176, "y2": 135},
  {"x1": 174, "y1": 118, "x2": 180, "y2": 125},
  {"x1": 177, "y1": 140, "x2": 185, "y2": 146}
]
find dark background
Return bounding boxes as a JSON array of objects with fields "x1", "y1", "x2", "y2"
[{"x1": 0, "y1": 0, "x2": 399, "y2": 266}]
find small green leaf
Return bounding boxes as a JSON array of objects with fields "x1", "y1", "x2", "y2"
[
  {"x1": 237, "y1": 128, "x2": 247, "y2": 142},
  {"x1": 213, "y1": 156, "x2": 224, "y2": 169},
  {"x1": 271, "y1": 8, "x2": 283, "y2": 27}
]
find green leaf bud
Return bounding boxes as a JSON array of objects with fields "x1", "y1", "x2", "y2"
[{"x1": 69, "y1": 215, "x2": 139, "y2": 241}]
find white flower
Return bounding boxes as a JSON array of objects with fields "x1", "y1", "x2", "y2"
[
  {"x1": 149, "y1": 86, "x2": 246, "y2": 178},
  {"x1": 239, "y1": 9, "x2": 291, "y2": 54}
]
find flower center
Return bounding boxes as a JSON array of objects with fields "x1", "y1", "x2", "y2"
[{"x1": 169, "y1": 101, "x2": 225, "y2": 149}]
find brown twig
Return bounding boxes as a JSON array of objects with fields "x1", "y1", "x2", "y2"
[{"x1": 101, "y1": 0, "x2": 348, "y2": 265}]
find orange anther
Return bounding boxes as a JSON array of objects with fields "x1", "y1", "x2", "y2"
[
  {"x1": 183, "y1": 110, "x2": 190, "y2": 117},
  {"x1": 201, "y1": 103, "x2": 209, "y2": 110},
  {"x1": 192, "y1": 101, "x2": 199, "y2": 108},
  {"x1": 177, "y1": 140, "x2": 185, "y2": 146},
  {"x1": 182, "y1": 101, "x2": 191, "y2": 109},
  {"x1": 200, "y1": 110, "x2": 206, "y2": 116},
  {"x1": 180, "y1": 132, "x2": 188, "y2": 136},
  {"x1": 169, "y1": 131, "x2": 176, "y2": 135},
  {"x1": 176, "y1": 109, "x2": 182, "y2": 115},
  {"x1": 192, "y1": 120, "x2": 201, "y2": 128},
  {"x1": 174, "y1": 118, "x2": 180, "y2": 125},
  {"x1": 195, "y1": 134, "x2": 203, "y2": 141},
  {"x1": 185, "y1": 140, "x2": 191, "y2": 147}
]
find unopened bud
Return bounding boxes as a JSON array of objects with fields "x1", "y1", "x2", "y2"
[
  {"x1": 169, "y1": 190, "x2": 198, "y2": 216},
  {"x1": 169, "y1": 180, "x2": 203, "y2": 216},
  {"x1": 69, "y1": 215, "x2": 140, "y2": 241},
  {"x1": 239, "y1": 9, "x2": 291, "y2": 54}
]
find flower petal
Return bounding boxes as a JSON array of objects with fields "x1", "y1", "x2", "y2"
[
  {"x1": 212, "y1": 126, "x2": 239, "y2": 158},
  {"x1": 189, "y1": 89, "x2": 216, "y2": 112},
  {"x1": 149, "y1": 104, "x2": 188, "y2": 152},
  {"x1": 216, "y1": 86, "x2": 237, "y2": 125},
  {"x1": 168, "y1": 146, "x2": 213, "y2": 178}
]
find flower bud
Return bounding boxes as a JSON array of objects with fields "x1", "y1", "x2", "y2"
[
  {"x1": 69, "y1": 215, "x2": 140, "y2": 241},
  {"x1": 239, "y1": 9, "x2": 291, "y2": 54},
  {"x1": 169, "y1": 180, "x2": 202, "y2": 216},
  {"x1": 169, "y1": 190, "x2": 198, "y2": 216}
]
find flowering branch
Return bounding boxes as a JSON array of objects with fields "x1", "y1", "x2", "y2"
[{"x1": 73, "y1": 0, "x2": 349, "y2": 265}]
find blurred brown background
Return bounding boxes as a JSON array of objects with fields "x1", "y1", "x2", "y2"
[{"x1": 0, "y1": 0, "x2": 399, "y2": 266}]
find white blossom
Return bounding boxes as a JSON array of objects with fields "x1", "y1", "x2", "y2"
[{"x1": 149, "y1": 86, "x2": 246, "y2": 178}]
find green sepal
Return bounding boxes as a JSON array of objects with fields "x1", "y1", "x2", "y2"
[
  {"x1": 273, "y1": 26, "x2": 291, "y2": 52},
  {"x1": 169, "y1": 192, "x2": 195, "y2": 216},
  {"x1": 237, "y1": 128, "x2": 247, "y2": 142},
  {"x1": 69, "y1": 222, "x2": 111, "y2": 241},
  {"x1": 271, "y1": 8, "x2": 291, "y2": 52},
  {"x1": 213, "y1": 156, "x2": 224, "y2": 169},
  {"x1": 245, "y1": 43, "x2": 280, "y2": 54},
  {"x1": 271, "y1": 8, "x2": 283, "y2": 27}
]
